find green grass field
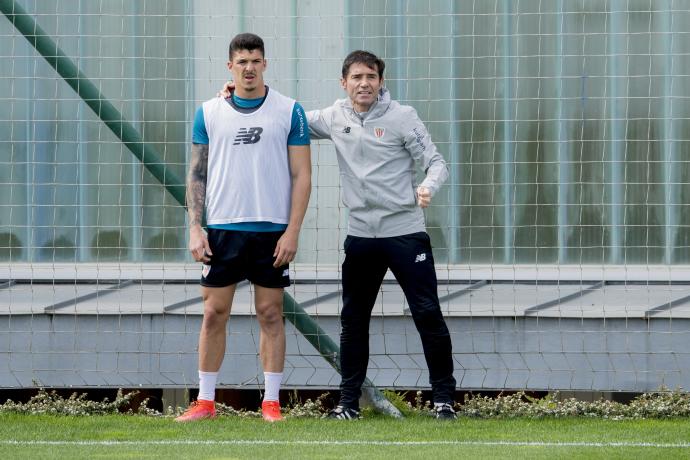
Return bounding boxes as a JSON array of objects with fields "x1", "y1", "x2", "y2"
[{"x1": 1, "y1": 413, "x2": 690, "y2": 459}]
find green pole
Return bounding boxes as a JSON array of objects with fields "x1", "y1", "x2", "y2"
[
  {"x1": 0, "y1": 0, "x2": 185, "y2": 205},
  {"x1": 2, "y1": 0, "x2": 402, "y2": 417},
  {"x1": 283, "y1": 294, "x2": 402, "y2": 417},
  {"x1": 282, "y1": 293, "x2": 340, "y2": 369}
]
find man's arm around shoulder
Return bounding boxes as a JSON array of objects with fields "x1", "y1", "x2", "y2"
[{"x1": 306, "y1": 105, "x2": 335, "y2": 140}]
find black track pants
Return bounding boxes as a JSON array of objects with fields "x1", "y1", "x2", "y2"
[{"x1": 338, "y1": 232, "x2": 456, "y2": 408}]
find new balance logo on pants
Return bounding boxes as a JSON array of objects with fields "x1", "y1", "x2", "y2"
[{"x1": 415, "y1": 253, "x2": 426, "y2": 263}]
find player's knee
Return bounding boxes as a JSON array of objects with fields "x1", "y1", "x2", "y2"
[
  {"x1": 202, "y1": 303, "x2": 230, "y2": 328},
  {"x1": 256, "y1": 302, "x2": 283, "y2": 327}
]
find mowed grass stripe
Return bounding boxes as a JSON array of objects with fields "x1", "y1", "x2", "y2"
[{"x1": 1, "y1": 439, "x2": 690, "y2": 448}]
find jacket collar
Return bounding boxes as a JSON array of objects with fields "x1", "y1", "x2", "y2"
[{"x1": 342, "y1": 87, "x2": 392, "y2": 122}]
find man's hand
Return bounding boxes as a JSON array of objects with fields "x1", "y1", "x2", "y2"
[
  {"x1": 417, "y1": 186, "x2": 432, "y2": 208},
  {"x1": 189, "y1": 225, "x2": 212, "y2": 263},
  {"x1": 273, "y1": 230, "x2": 298, "y2": 268},
  {"x1": 217, "y1": 80, "x2": 235, "y2": 98}
]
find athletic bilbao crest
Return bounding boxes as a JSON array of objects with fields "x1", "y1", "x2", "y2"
[{"x1": 374, "y1": 127, "x2": 385, "y2": 139}]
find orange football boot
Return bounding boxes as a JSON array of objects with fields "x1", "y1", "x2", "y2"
[
  {"x1": 174, "y1": 399, "x2": 216, "y2": 422},
  {"x1": 261, "y1": 400, "x2": 283, "y2": 422}
]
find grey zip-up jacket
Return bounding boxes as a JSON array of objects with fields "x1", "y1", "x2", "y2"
[{"x1": 307, "y1": 88, "x2": 448, "y2": 238}]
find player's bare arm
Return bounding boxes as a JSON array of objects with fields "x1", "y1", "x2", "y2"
[
  {"x1": 273, "y1": 144, "x2": 311, "y2": 268},
  {"x1": 186, "y1": 143, "x2": 212, "y2": 263}
]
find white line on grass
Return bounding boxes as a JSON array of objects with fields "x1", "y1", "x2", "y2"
[{"x1": 1, "y1": 440, "x2": 689, "y2": 448}]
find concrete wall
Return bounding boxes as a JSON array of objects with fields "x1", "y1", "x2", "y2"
[{"x1": 1, "y1": 314, "x2": 686, "y2": 392}]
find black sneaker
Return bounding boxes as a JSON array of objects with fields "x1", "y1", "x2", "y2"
[
  {"x1": 433, "y1": 403, "x2": 457, "y2": 420},
  {"x1": 325, "y1": 405, "x2": 361, "y2": 420}
]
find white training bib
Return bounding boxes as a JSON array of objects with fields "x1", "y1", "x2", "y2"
[{"x1": 202, "y1": 88, "x2": 295, "y2": 225}]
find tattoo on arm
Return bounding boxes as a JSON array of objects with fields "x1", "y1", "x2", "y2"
[{"x1": 186, "y1": 144, "x2": 209, "y2": 227}]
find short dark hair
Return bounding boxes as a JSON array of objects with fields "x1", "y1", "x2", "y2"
[
  {"x1": 229, "y1": 33, "x2": 265, "y2": 59},
  {"x1": 341, "y1": 50, "x2": 385, "y2": 79}
]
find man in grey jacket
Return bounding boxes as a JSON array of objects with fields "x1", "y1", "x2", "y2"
[
  {"x1": 309, "y1": 51, "x2": 456, "y2": 420},
  {"x1": 220, "y1": 50, "x2": 456, "y2": 419}
]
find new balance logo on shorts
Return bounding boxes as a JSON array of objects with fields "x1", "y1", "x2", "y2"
[
  {"x1": 233, "y1": 127, "x2": 263, "y2": 145},
  {"x1": 282, "y1": 269, "x2": 289, "y2": 277},
  {"x1": 415, "y1": 253, "x2": 426, "y2": 263}
]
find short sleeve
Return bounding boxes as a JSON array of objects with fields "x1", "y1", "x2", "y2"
[
  {"x1": 287, "y1": 102, "x2": 310, "y2": 146},
  {"x1": 192, "y1": 106, "x2": 209, "y2": 144}
]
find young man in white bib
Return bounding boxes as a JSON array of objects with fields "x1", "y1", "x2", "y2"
[{"x1": 176, "y1": 33, "x2": 311, "y2": 422}]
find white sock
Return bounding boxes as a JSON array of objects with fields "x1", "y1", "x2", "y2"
[
  {"x1": 263, "y1": 372, "x2": 283, "y2": 402},
  {"x1": 198, "y1": 370, "x2": 218, "y2": 401}
]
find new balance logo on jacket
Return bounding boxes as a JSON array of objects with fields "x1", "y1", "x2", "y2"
[{"x1": 233, "y1": 127, "x2": 263, "y2": 145}]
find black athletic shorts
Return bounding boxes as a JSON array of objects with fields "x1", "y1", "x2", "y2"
[{"x1": 200, "y1": 228, "x2": 290, "y2": 288}]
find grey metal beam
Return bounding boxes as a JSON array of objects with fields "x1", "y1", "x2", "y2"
[
  {"x1": 0, "y1": 280, "x2": 16, "y2": 290},
  {"x1": 163, "y1": 296, "x2": 202, "y2": 313},
  {"x1": 299, "y1": 290, "x2": 342, "y2": 309},
  {"x1": 165, "y1": 288, "x2": 342, "y2": 313},
  {"x1": 524, "y1": 281, "x2": 606, "y2": 314},
  {"x1": 163, "y1": 281, "x2": 248, "y2": 312},
  {"x1": 645, "y1": 292, "x2": 690, "y2": 318},
  {"x1": 44, "y1": 280, "x2": 133, "y2": 313},
  {"x1": 438, "y1": 280, "x2": 488, "y2": 303}
]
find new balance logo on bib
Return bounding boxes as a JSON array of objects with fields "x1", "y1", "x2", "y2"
[
  {"x1": 202, "y1": 88, "x2": 295, "y2": 227},
  {"x1": 233, "y1": 127, "x2": 263, "y2": 145}
]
